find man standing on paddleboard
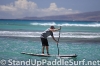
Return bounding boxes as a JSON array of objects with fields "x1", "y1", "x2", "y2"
[{"x1": 40, "y1": 26, "x2": 61, "y2": 55}]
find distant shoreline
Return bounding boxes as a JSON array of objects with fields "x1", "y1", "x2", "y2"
[
  {"x1": 0, "y1": 19, "x2": 100, "y2": 22},
  {"x1": 0, "y1": 11, "x2": 100, "y2": 21}
]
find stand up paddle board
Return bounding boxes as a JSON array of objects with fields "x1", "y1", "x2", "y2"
[{"x1": 21, "y1": 52, "x2": 77, "y2": 57}]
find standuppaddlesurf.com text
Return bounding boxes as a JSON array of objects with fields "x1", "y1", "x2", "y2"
[{"x1": 0, "y1": 59, "x2": 100, "y2": 66}]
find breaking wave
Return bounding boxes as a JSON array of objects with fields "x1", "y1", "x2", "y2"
[
  {"x1": 0, "y1": 31, "x2": 100, "y2": 39},
  {"x1": 30, "y1": 22, "x2": 100, "y2": 27}
]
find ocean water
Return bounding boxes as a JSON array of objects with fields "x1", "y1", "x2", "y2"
[{"x1": 0, "y1": 19, "x2": 100, "y2": 66}]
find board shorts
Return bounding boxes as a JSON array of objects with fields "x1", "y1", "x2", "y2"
[{"x1": 41, "y1": 38, "x2": 49, "y2": 46}]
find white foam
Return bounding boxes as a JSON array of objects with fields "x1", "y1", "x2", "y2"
[
  {"x1": 30, "y1": 22, "x2": 100, "y2": 27},
  {"x1": 0, "y1": 31, "x2": 100, "y2": 38},
  {"x1": 30, "y1": 22, "x2": 56, "y2": 26}
]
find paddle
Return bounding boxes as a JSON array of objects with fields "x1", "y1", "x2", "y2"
[{"x1": 57, "y1": 26, "x2": 61, "y2": 55}]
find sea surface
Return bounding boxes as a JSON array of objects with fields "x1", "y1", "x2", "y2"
[{"x1": 0, "y1": 19, "x2": 100, "y2": 66}]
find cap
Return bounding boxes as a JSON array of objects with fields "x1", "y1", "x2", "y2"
[{"x1": 50, "y1": 26, "x2": 55, "y2": 29}]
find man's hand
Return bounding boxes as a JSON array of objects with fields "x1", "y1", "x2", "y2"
[
  {"x1": 60, "y1": 26, "x2": 61, "y2": 30},
  {"x1": 58, "y1": 26, "x2": 61, "y2": 30},
  {"x1": 56, "y1": 41, "x2": 59, "y2": 44},
  {"x1": 52, "y1": 36, "x2": 59, "y2": 43}
]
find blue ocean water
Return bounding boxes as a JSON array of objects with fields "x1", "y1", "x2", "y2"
[{"x1": 0, "y1": 19, "x2": 100, "y2": 66}]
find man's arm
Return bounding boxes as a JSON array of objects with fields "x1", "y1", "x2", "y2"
[
  {"x1": 50, "y1": 28, "x2": 61, "y2": 32},
  {"x1": 52, "y1": 36, "x2": 58, "y2": 43}
]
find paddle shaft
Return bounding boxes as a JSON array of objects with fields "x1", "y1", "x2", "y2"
[{"x1": 57, "y1": 26, "x2": 61, "y2": 55}]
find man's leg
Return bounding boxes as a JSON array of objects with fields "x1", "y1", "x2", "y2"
[
  {"x1": 42, "y1": 46, "x2": 45, "y2": 54},
  {"x1": 46, "y1": 46, "x2": 50, "y2": 55}
]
